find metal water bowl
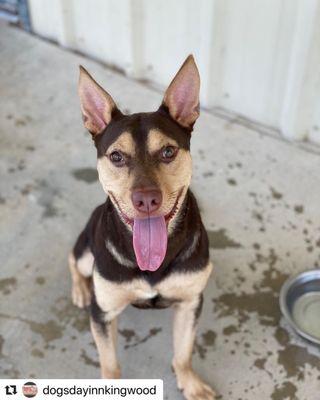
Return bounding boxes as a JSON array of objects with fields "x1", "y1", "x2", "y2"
[{"x1": 280, "y1": 269, "x2": 320, "y2": 345}]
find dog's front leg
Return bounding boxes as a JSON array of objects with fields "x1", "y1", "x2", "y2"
[
  {"x1": 90, "y1": 290, "x2": 128, "y2": 379},
  {"x1": 91, "y1": 316, "x2": 120, "y2": 379},
  {"x1": 172, "y1": 295, "x2": 215, "y2": 400}
]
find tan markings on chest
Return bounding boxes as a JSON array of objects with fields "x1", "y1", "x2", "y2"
[{"x1": 93, "y1": 262, "x2": 213, "y2": 313}]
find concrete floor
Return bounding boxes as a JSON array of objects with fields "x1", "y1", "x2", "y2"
[{"x1": 0, "y1": 22, "x2": 320, "y2": 400}]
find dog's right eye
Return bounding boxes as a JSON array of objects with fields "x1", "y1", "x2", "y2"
[{"x1": 109, "y1": 151, "x2": 124, "y2": 165}]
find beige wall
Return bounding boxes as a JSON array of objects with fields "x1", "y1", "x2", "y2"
[{"x1": 28, "y1": 0, "x2": 320, "y2": 144}]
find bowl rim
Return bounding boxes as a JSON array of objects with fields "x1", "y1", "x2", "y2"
[{"x1": 279, "y1": 269, "x2": 320, "y2": 345}]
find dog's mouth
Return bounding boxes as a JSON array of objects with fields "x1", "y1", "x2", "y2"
[
  {"x1": 109, "y1": 188, "x2": 184, "y2": 272},
  {"x1": 109, "y1": 188, "x2": 184, "y2": 227}
]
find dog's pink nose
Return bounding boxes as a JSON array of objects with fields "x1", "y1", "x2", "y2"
[{"x1": 132, "y1": 189, "x2": 162, "y2": 214}]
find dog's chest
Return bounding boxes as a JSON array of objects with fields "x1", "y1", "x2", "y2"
[
  {"x1": 128, "y1": 265, "x2": 211, "y2": 306},
  {"x1": 123, "y1": 279, "x2": 180, "y2": 309},
  {"x1": 131, "y1": 294, "x2": 176, "y2": 309},
  {"x1": 93, "y1": 263, "x2": 212, "y2": 314},
  {"x1": 125, "y1": 279, "x2": 174, "y2": 304}
]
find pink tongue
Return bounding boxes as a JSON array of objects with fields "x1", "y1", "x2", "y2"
[{"x1": 133, "y1": 216, "x2": 167, "y2": 271}]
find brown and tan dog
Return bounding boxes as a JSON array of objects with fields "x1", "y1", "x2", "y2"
[{"x1": 69, "y1": 55, "x2": 215, "y2": 400}]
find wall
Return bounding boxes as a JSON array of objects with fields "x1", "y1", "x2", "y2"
[{"x1": 28, "y1": 0, "x2": 320, "y2": 144}]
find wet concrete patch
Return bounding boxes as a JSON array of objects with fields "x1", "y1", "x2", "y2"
[
  {"x1": 36, "y1": 180, "x2": 60, "y2": 219},
  {"x1": 0, "y1": 362, "x2": 20, "y2": 379},
  {"x1": 194, "y1": 340, "x2": 206, "y2": 359},
  {"x1": 25, "y1": 145, "x2": 35, "y2": 152},
  {"x1": 72, "y1": 168, "x2": 98, "y2": 183},
  {"x1": 42, "y1": 203, "x2": 59, "y2": 218},
  {"x1": 214, "y1": 290, "x2": 281, "y2": 326},
  {"x1": 213, "y1": 242, "x2": 320, "y2": 389},
  {"x1": 252, "y1": 211, "x2": 264, "y2": 223},
  {"x1": 119, "y1": 328, "x2": 162, "y2": 349},
  {"x1": 31, "y1": 348, "x2": 44, "y2": 358},
  {"x1": 21, "y1": 183, "x2": 34, "y2": 196},
  {"x1": 277, "y1": 343, "x2": 320, "y2": 380},
  {"x1": 271, "y1": 381, "x2": 297, "y2": 400},
  {"x1": 227, "y1": 178, "x2": 237, "y2": 186},
  {"x1": 274, "y1": 327, "x2": 320, "y2": 380},
  {"x1": 0, "y1": 312, "x2": 63, "y2": 344},
  {"x1": 207, "y1": 229, "x2": 242, "y2": 249},
  {"x1": 214, "y1": 254, "x2": 288, "y2": 326},
  {"x1": 294, "y1": 205, "x2": 304, "y2": 214},
  {"x1": 194, "y1": 330, "x2": 217, "y2": 359},
  {"x1": 35, "y1": 277, "x2": 46, "y2": 285},
  {"x1": 118, "y1": 329, "x2": 136, "y2": 344},
  {"x1": 257, "y1": 250, "x2": 287, "y2": 293},
  {"x1": 81, "y1": 349, "x2": 99, "y2": 368},
  {"x1": 51, "y1": 297, "x2": 89, "y2": 333},
  {"x1": 0, "y1": 277, "x2": 17, "y2": 295},
  {"x1": 14, "y1": 115, "x2": 33, "y2": 127},
  {"x1": 202, "y1": 329, "x2": 216, "y2": 347},
  {"x1": 28, "y1": 319, "x2": 63, "y2": 343},
  {"x1": 223, "y1": 325, "x2": 239, "y2": 336},
  {"x1": 270, "y1": 187, "x2": 283, "y2": 200},
  {"x1": 253, "y1": 357, "x2": 267, "y2": 370}
]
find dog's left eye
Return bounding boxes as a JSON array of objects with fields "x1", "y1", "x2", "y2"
[
  {"x1": 109, "y1": 151, "x2": 124, "y2": 165},
  {"x1": 160, "y1": 146, "x2": 177, "y2": 162}
]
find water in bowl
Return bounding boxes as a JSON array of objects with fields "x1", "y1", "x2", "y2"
[{"x1": 292, "y1": 291, "x2": 320, "y2": 340}]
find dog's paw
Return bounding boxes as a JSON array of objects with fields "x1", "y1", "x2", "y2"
[
  {"x1": 72, "y1": 279, "x2": 91, "y2": 308},
  {"x1": 174, "y1": 367, "x2": 215, "y2": 400},
  {"x1": 101, "y1": 366, "x2": 121, "y2": 379},
  {"x1": 182, "y1": 381, "x2": 215, "y2": 400}
]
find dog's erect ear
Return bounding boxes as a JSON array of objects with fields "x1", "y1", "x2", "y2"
[
  {"x1": 78, "y1": 66, "x2": 117, "y2": 136},
  {"x1": 162, "y1": 55, "x2": 200, "y2": 129}
]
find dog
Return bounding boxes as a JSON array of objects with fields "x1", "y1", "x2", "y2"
[{"x1": 69, "y1": 55, "x2": 215, "y2": 400}]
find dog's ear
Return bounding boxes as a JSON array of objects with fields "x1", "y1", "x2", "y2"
[
  {"x1": 162, "y1": 55, "x2": 200, "y2": 129},
  {"x1": 78, "y1": 66, "x2": 118, "y2": 136}
]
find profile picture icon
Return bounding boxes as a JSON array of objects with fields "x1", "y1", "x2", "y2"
[{"x1": 22, "y1": 382, "x2": 38, "y2": 398}]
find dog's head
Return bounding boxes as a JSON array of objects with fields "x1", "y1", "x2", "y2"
[{"x1": 78, "y1": 55, "x2": 200, "y2": 271}]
